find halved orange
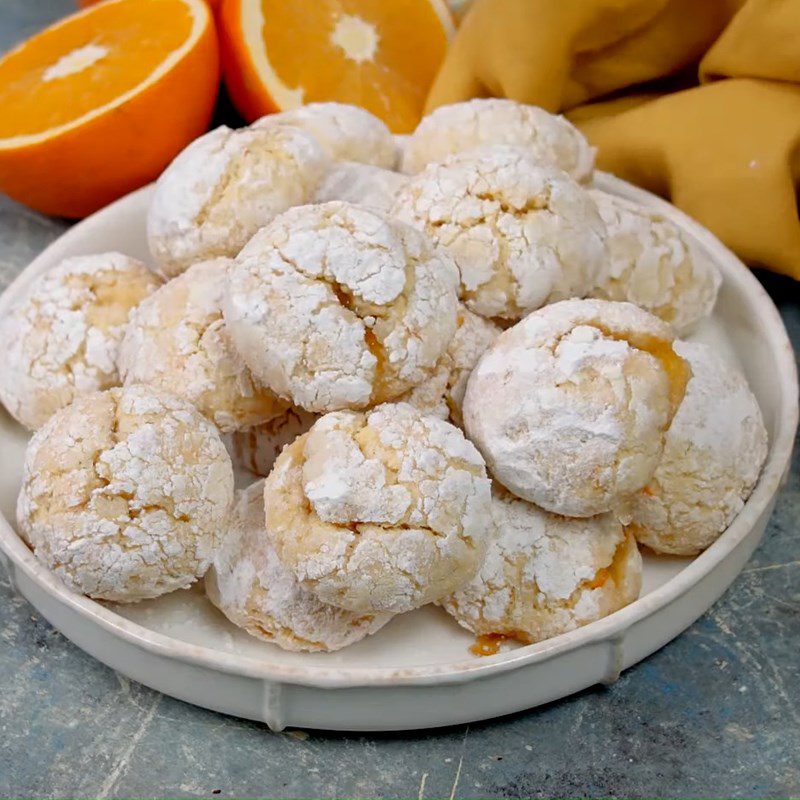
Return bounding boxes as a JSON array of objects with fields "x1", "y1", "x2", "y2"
[
  {"x1": 218, "y1": 0, "x2": 455, "y2": 133},
  {"x1": 0, "y1": 0, "x2": 219, "y2": 218}
]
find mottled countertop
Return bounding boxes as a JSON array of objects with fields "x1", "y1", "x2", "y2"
[{"x1": 1, "y1": 4, "x2": 799, "y2": 798}]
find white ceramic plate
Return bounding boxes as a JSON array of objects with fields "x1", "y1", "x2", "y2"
[{"x1": 0, "y1": 174, "x2": 796, "y2": 732}]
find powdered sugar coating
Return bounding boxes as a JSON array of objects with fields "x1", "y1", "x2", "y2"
[
  {"x1": 393, "y1": 146, "x2": 606, "y2": 321},
  {"x1": 402, "y1": 99, "x2": 595, "y2": 182},
  {"x1": 254, "y1": 102, "x2": 397, "y2": 168},
  {"x1": 626, "y1": 341, "x2": 768, "y2": 555},
  {"x1": 464, "y1": 299, "x2": 689, "y2": 516},
  {"x1": 206, "y1": 480, "x2": 391, "y2": 652},
  {"x1": 17, "y1": 385, "x2": 234, "y2": 602},
  {"x1": 0, "y1": 253, "x2": 160, "y2": 431},
  {"x1": 442, "y1": 487, "x2": 642, "y2": 643},
  {"x1": 313, "y1": 161, "x2": 408, "y2": 213},
  {"x1": 401, "y1": 306, "x2": 501, "y2": 425},
  {"x1": 264, "y1": 403, "x2": 492, "y2": 614},
  {"x1": 399, "y1": 361, "x2": 451, "y2": 420},
  {"x1": 147, "y1": 125, "x2": 329, "y2": 278},
  {"x1": 118, "y1": 259, "x2": 288, "y2": 433},
  {"x1": 226, "y1": 407, "x2": 319, "y2": 479},
  {"x1": 588, "y1": 190, "x2": 721, "y2": 333},
  {"x1": 394, "y1": 134, "x2": 409, "y2": 163},
  {"x1": 224, "y1": 202, "x2": 460, "y2": 413}
]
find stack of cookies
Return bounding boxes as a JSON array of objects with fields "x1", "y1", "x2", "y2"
[{"x1": 0, "y1": 100, "x2": 767, "y2": 654}]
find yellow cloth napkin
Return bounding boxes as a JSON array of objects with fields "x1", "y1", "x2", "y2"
[{"x1": 428, "y1": 0, "x2": 800, "y2": 279}]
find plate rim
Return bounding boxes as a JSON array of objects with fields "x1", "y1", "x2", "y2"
[{"x1": 0, "y1": 174, "x2": 796, "y2": 690}]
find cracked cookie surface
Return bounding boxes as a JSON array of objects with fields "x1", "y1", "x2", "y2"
[
  {"x1": 401, "y1": 99, "x2": 595, "y2": 182},
  {"x1": 442, "y1": 486, "x2": 642, "y2": 644},
  {"x1": 17, "y1": 385, "x2": 234, "y2": 602},
  {"x1": 588, "y1": 190, "x2": 721, "y2": 334},
  {"x1": 118, "y1": 259, "x2": 288, "y2": 433},
  {"x1": 625, "y1": 341, "x2": 768, "y2": 555},
  {"x1": 393, "y1": 146, "x2": 606, "y2": 321},
  {"x1": 0, "y1": 253, "x2": 160, "y2": 431},
  {"x1": 206, "y1": 480, "x2": 391, "y2": 652},
  {"x1": 464, "y1": 299, "x2": 690, "y2": 517},
  {"x1": 147, "y1": 124, "x2": 329, "y2": 278},
  {"x1": 224, "y1": 201, "x2": 460, "y2": 413},
  {"x1": 254, "y1": 102, "x2": 397, "y2": 169},
  {"x1": 263, "y1": 403, "x2": 492, "y2": 614},
  {"x1": 401, "y1": 306, "x2": 501, "y2": 425}
]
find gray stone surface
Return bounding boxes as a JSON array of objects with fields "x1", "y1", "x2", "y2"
[{"x1": 0, "y1": 4, "x2": 798, "y2": 797}]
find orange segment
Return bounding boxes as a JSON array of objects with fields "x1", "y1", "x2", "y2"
[
  {"x1": 219, "y1": 0, "x2": 454, "y2": 132},
  {"x1": 0, "y1": 0, "x2": 219, "y2": 218}
]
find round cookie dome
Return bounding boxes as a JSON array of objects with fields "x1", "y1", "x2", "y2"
[
  {"x1": 401, "y1": 306, "x2": 501, "y2": 425},
  {"x1": 263, "y1": 403, "x2": 492, "y2": 614},
  {"x1": 442, "y1": 486, "x2": 642, "y2": 644},
  {"x1": 206, "y1": 480, "x2": 392, "y2": 652},
  {"x1": 625, "y1": 340, "x2": 768, "y2": 555},
  {"x1": 254, "y1": 102, "x2": 397, "y2": 168},
  {"x1": 463, "y1": 299, "x2": 691, "y2": 517},
  {"x1": 224, "y1": 201, "x2": 460, "y2": 413},
  {"x1": 392, "y1": 146, "x2": 606, "y2": 321},
  {"x1": 118, "y1": 259, "x2": 288, "y2": 433},
  {"x1": 312, "y1": 161, "x2": 408, "y2": 213},
  {"x1": 0, "y1": 253, "x2": 160, "y2": 431},
  {"x1": 17, "y1": 385, "x2": 234, "y2": 602},
  {"x1": 147, "y1": 124, "x2": 329, "y2": 278},
  {"x1": 401, "y1": 98, "x2": 595, "y2": 182},
  {"x1": 588, "y1": 189, "x2": 721, "y2": 333}
]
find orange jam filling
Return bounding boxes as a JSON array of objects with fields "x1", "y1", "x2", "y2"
[
  {"x1": 364, "y1": 327, "x2": 390, "y2": 401},
  {"x1": 592, "y1": 323, "x2": 692, "y2": 414},
  {"x1": 584, "y1": 567, "x2": 611, "y2": 590},
  {"x1": 470, "y1": 633, "x2": 510, "y2": 657},
  {"x1": 637, "y1": 335, "x2": 692, "y2": 414}
]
